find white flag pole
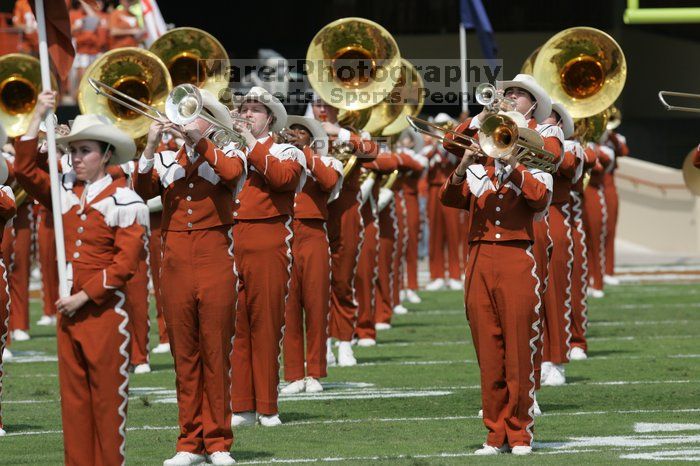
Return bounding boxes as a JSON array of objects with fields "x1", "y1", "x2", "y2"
[
  {"x1": 459, "y1": 22, "x2": 469, "y2": 114},
  {"x1": 34, "y1": 0, "x2": 70, "y2": 298}
]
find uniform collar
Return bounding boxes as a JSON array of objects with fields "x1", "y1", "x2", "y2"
[{"x1": 85, "y1": 174, "x2": 113, "y2": 203}]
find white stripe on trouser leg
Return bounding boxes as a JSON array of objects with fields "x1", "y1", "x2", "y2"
[
  {"x1": 277, "y1": 215, "x2": 294, "y2": 393},
  {"x1": 563, "y1": 203, "x2": 574, "y2": 359},
  {"x1": 227, "y1": 226, "x2": 237, "y2": 412},
  {"x1": 141, "y1": 234, "x2": 151, "y2": 364},
  {"x1": 388, "y1": 199, "x2": 397, "y2": 310},
  {"x1": 350, "y1": 190, "x2": 365, "y2": 322},
  {"x1": 597, "y1": 186, "x2": 607, "y2": 286},
  {"x1": 113, "y1": 290, "x2": 131, "y2": 466},
  {"x1": 572, "y1": 192, "x2": 589, "y2": 333},
  {"x1": 0, "y1": 259, "x2": 11, "y2": 426},
  {"x1": 524, "y1": 245, "x2": 541, "y2": 445},
  {"x1": 323, "y1": 222, "x2": 332, "y2": 346}
]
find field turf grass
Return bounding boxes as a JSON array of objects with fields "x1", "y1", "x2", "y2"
[{"x1": 1, "y1": 282, "x2": 699, "y2": 464}]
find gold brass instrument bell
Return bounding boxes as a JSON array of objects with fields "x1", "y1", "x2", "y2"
[
  {"x1": 532, "y1": 26, "x2": 626, "y2": 119},
  {"x1": 79, "y1": 47, "x2": 173, "y2": 139},
  {"x1": 0, "y1": 53, "x2": 58, "y2": 137},
  {"x1": 307, "y1": 17, "x2": 402, "y2": 111},
  {"x1": 379, "y1": 59, "x2": 425, "y2": 137},
  {"x1": 149, "y1": 27, "x2": 230, "y2": 99}
]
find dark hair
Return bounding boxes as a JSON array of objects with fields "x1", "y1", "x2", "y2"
[{"x1": 96, "y1": 141, "x2": 112, "y2": 154}]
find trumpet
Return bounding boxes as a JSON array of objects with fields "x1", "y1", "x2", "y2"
[
  {"x1": 475, "y1": 83, "x2": 516, "y2": 113},
  {"x1": 658, "y1": 91, "x2": 700, "y2": 113},
  {"x1": 406, "y1": 114, "x2": 557, "y2": 173}
]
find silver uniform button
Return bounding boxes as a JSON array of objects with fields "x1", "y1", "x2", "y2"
[
  {"x1": 188, "y1": 183, "x2": 194, "y2": 189},
  {"x1": 235, "y1": 199, "x2": 240, "y2": 205},
  {"x1": 77, "y1": 227, "x2": 84, "y2": 233},
  {"x1": 499, "y1": 194, "x2": 504, "y2": 199},
  {"x1": 233, "y1": 212, "x2": 238, "y2": 217},
  {"x1": 73, "y1": 252, "x2": 80, "y2": 259},
  {"x1": 187, "y1": 222, "x2": 193, "y2": 228},
  {"x1": 496, "y1": 207, "x2": 501, "y2": 212},
  {"x1": 75, "y1": 240, "x2": 82, "y2": 247},
  {"x1": 80, "y1": 214, "x2": 87, "y2": 221},
  {"x1": 187, "y1": 209, "x2": 193, "y2": 215},
  {"x1": 495, "y1": 220, "x2": 501, "y2": 226},
  {"x1": 186, "y1": 196, "x2": 192, "y2": 201},
  {"x1": 495, "y1": 233, "x2": 501, "y2": 239}
]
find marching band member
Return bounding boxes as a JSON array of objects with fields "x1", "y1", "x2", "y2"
[
  {"x1": 583, "y1": 144, "x2": 614, "y2": 298},
  {"x1": 36, "y1": 204, "x2": 59, "y2": 325},
  {"x1": 230, "y1": 87, "x2": 305, "y2": 427},
  {"x1": 135, "y1": 91, "x2": 244, "y2": 466},
  {"x1": 601, "y1": 129, "x2": 629, "y2": 285},
  {"x1": 440, "y1": 117, "x2": 552, "y2": 455},
  {"x1": 16, "y1": 90, "x2": 148, "y2": 466},
  {"x1": 108, "y1": 0, "x2": 145, "y2": 49},
  {"x1": 310, "y1": 96, "x2": 377, "y2": 366},
  {"x1": 355, "y1": 151, "x2": 399, "y2": 343},
  {"x1": 397, "y1": 130, "x2": 428, "y2": 304},
  {"x1": 0, "y1": 125, "x2": 14, "y2": 437},
  {"x1": 425, "y1": 113, "x2": 463, "y2": 291},
  {"x1": 569, "y1": 142, "x2": 598, "y2": 360},
  {"x1": 538, "y1": 103, "x2": 576, "y2": 387},
  {"x1": 2, "y1": 146, "x2": 35, "y2": 344},
  {"x1": 281, "y1": 116, "x2": 342, "y2": 394}
]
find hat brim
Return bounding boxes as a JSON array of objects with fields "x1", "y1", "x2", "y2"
[
  {"x1": 0, "y1": 158, "x2": 9, "y2": 185},
  {"x1": 286, "y1": 115, "x2": 328, "y2": 157},
  {"x1": 498, "y1": 79, "x2": 552, "y2": 124},
  {"x1": 552, "y1": 103, "x2": 574, "y2": 139},
  {"x1": 57, "y1": 126, "x2": 136, "y2": 165}
]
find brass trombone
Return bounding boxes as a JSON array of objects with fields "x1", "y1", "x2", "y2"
[
  {"x1": 658, "y1": 91, "x2": 700, "y2": 113},
  {"x1": 406, "y1": 114, "x2": 557, "y2": 173}
]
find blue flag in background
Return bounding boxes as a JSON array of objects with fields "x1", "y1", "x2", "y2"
[{"x1": 460, "y1": 0, "x2": 498, "y2": 60}]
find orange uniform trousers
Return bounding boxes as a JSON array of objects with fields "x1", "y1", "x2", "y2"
[
  {"x1": 391, "y1": 191, "x2": 406, "y2": 309},
  {"x1": 569, "y1": 192, "x2": 589, "y2": 351},
  {"x1": 403, "y1": 191, "x2": 420, "y2": 290},
  {"x1": 37, "y1": 206, "x2": 58, "y2": 317},
  {"x1": 0, "y1": 258, "x2": 9, "y2": 430},
  {"x1": 59, "y1": 265, "x2": 131, "y2": 466},
  {"x1": 355, "y1": 205, "x2": 379, "y2": 341},
  {"x1": 160, "y1": 227, "x2": 236, "y2": 454},
  {"x1": 603, "y1": 172, "x2": 618, "y2": 276},
  {"x1": 2, "y1": 202, "x2": 34, "y2": 333},
  {"x1": 149, "y1": 212, "x2": 168, "y2": 345},
  {"x1": 327, "y1": 191, "x2": 364, "y2": 341},
  {"x1": 124, "y1": 254, "x2": 150, "y2": 366},
  {"x1": 583, "y1": 184, "x2": 606, "y2": 291},
  {"x1": 427, "y1": 184, "x2": 461, "y2": 281},
  {"x1": 375, "y1": 201, "x2": 397, "y2": 326},
  {"x1": 531, "y1": 218, "x2": 552, "y2": 389},
  {"x1": 542, "y1": 203, "x2": 573, "y2": 365},
  {"x1": 466, "y1": 241, "x2": 540, "y2": 448},
  {"x1": 231, "y1": 217, "x2": 293, "y2": 415},
  {"x1": 283, "y1": 219, "x2": 330, "y2": 382}
]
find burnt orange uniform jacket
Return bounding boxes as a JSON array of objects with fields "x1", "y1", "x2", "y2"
[
  {"x1": 0, "y1": 185, "x2": 16, "y2": 432},
  {"x1": 440, "y1": 159, "x2": 551, "y2": 448},
  {"x1": 108, "y1": 8, "x2": 141, "y2": 49},
  {"x1": 231, "y1": 135, "x2": 304, "y2": 415},
  {"x1": 284, "y1": 146, "x2": 342, "y2": 381},
  {"x1": 134, "y1": 138, "x2": 245, "y2": 455},
  {"x1": 15, "y1": 137, "x2": 147, "y2": 466}
]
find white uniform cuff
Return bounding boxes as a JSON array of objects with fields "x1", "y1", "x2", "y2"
[
  {"x1": 138, "y1": 155, "x2": 154, "y2": 174},
  {"x1": 337, "y1": 128, "x2": 352, "y2": 142}
]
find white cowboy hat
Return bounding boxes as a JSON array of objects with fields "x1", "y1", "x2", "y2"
[
  {"x1": 56, "y1": 114, "x2": 135, "y2": 165},
  {"x1": 551, "y1": 101, "x2": 574, "y2": 139},
  {"x1": 433, "y1": 112, "x2": 455, "y2": 125},
  {"x1": 200, "y1": 89, "x2": 233, "y2": 128},
  {"x1": 286, "y1": 115, "x2": 328, "y2": 157},
  {"x1": 0, "y1": 159, "x2": 8, "y2": 185},
  {"x1": 498, "y1": 73, "x2": 552, "y2": 124},
  {"x1": 399, "y1": 127, "x2": 425, "y2": 153},
  {"x1": 0, "y1": 122, "x2": 7, "y2": 148},
  {"x1": 238, "y1": 86, "x2": 287, "y2": 133}
]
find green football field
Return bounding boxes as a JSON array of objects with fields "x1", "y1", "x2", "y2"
[{"x1": 2, "y1": 282, "x2": 699, "y2": 464}]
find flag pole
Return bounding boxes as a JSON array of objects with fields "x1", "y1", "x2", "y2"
[
  {"x1": 34, "y1": 0, "x2": 70, "y2": 298},
  {"x1": 459, "y1": 22, "x2": 469, "y2": 114}
]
